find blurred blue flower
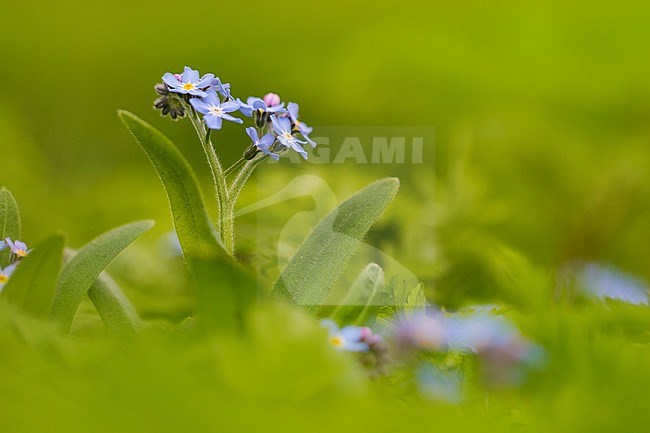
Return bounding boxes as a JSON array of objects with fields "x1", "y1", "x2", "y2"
[
  {"x1": 417, "y1": 365, "x2": 463, "y2": 403},
  {"x1": 394, "y1": 313, "x2": 447, "y2": 351},
  {"x1": 287, "y1": 102, "x2": 316, "y2": 147},
  {"x1": 579, "y1": 263, "x2": 649, "y2": 305},
  {"x1": 162, "y1": 66, "x2": 214, "y2": 98},
  {"x1": 270, "y1": 115, "x2": 308, "y2": 159},
  {"x1": 321, "y1": 319, "x2": 369, "y2": 352},
  {"x1": 0, "y1": 263, "x2": 17, "y2": 290},
  {"x1": 238, "y1": 96, "x2": 287, "y2": 118},
  {"x1": 190, "y1": 92, "x2": 243, "y2": 130},
  {"x1": 0, "y1": 240, "x2": 6, "y2": 251},
  {"x1": 5, "y1": 238, "x2": 29, "y2": 258},
  {"x1": 246, "y1": 127, "x2": 279, "y2": 160},
  {"x1": 395, "y1": 310, "x2": 543, "y2": 386}
]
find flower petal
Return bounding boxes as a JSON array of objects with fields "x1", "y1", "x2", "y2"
[
  {"x1": 288, "y1": 102, "x2": 300, "y2": 121},
  {"x1": 182, "y1": 66, "x2": 199, "y2": 83},
  {"x1": 205, "y1": 114, "x2": 223, "y2": 130},
  {"x1": 162, "y1": 73, "x2": 181, "y2": 88},
  {"x1": 220, "y1": 100, "x2": 241, "y2": 112},
  {"x1": 246, "y1": 127, "x2": 259, "y2": 142},
  {"x1": 190, "y1": 98, "x2": 210, "y2": 114},
  {"x1": 221, "y1": 113, "x2": 243, "y2": 124}
]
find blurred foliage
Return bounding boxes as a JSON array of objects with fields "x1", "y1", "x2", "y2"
[{"x1": 1, "y1": 0, "x2": 650, "y2": 431}]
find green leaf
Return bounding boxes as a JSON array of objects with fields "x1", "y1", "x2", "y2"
[
  {"x1": 118, "y1": 110, "x2": 223, "y2": 259},
  {"x1": 0, "y1": 187, "x2": 22, "y2": 268},
  {"x1": 188, "y1": 254, "x2": 257, "y2": 334},
  {"x1": 403, "y1": 282, "x2": 427, "y2": 316},
  {"x1": 329, "y1": 263, "x2": 385, "y2": 326},
  {"x1": 49, "y1": 220, "x2": 154, "y2": 332},
  {"x1": 1, "y1": 235, "x2": 64, "y2": 318},
  {"x1": 88, "y1": 272, "x2": 142, "y2": 338},
  {"x1": 271, "y1": 178, "x2": 400, "y2": 313}
]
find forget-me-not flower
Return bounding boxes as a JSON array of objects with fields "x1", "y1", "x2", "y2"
[
  {"x1": 321, "y1": 319, "x2": 369, "y2": 352},
  {"x1": 0, "y1": 263, "x2": 17, "y2": 290},
  {"x1": 162, "y1": 66, "x2": 214, "y2": 98},
  {"x1": 5, "y1": 238, "x2": 29, "y2": 258},
  {"x1": 579, "y1": 262, "x2": 649, "y2": 305},
  {"x1": 287, "y1": 102, "x2": 316, "y2": 147},
  {"x1": 190, "y1": 92, "x2": 243, "y2": 130},
  {"x1": 209, "y1": 77, "x2": 232, "y2": 99},
  {"x1": 270, "y1": 115, "x2": 308, "y2": 159},
  {"x1": 238, "y1": 96, "x2": 287, "y2": 118},
  {"x1": 263, "y1": 93, "x2": 282, "y2": 107},
  {"x1": 0, "y1": 240, "x2": 6, "y2": 252},
  {"x1": 246, "y1": 127, "x2": 279, "y2": 160}
]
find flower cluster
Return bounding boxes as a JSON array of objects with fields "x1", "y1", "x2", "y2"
[
  {"x1": 155, "y1": 66, "x2": 317, "y2": 161},
  {"x1": 321, "y1": 319, "x2": 390, "y2": 377},
  {"x1": 0, "y1": 237, "x2": 31, "y2": 291},
  {"x1": 394, "y1": 310, "x2": 543, "y2": 388}
]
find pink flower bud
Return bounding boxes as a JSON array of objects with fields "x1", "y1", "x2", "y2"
[
  {"x1": 263, "y1": 92, "x2": 281, "y2": 107},
  {"x1": 173, "y1": 74, "x2": 182, "y2": 81}
]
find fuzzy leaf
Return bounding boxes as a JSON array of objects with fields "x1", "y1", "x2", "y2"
[
  {"x1": 272, "y1": 178, "x2": 399, "y2": 313},
  {"x1": 0, "y1": 187, "x2": 22, "y2": 268},
  {"x1": 49, "y1": 220, "x2": 154, "y2": 332},
  {"x1": 329, "y1": 263, "x2": 385, "y2": 326},
  {"x1": 118, "y1": 110, "x2": 223, "y2": 259},
  {"x1": 88, "y1": 272, "x2": 142, "y2": 338},
  {"x1": 1, "y1": 235, "x2": 64, "y2": 318}
]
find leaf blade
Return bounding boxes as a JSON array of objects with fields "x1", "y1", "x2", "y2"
[
  {"x1": 1, "y1": 235, "x2": 64, "y2": 318},
  {"x1": 118, "y1": 110, "x2": 223, "y2": 259},
  {"x1": 0, "y1": 188, "x2": 22, "y2": 268},
  {"x1": 271, "y1": 178, "x2": 399, "y2": 313},
  {"x1": 49, "y1": 220, "x2": 154, "y2": 332},
  {"x1": 330, "y1": 263, "x2": 385, "y2": 326},
  {"x1": 87, "y1": 271, "x2": 142, "y2": 338}
]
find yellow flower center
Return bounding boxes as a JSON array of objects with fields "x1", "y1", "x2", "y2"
[
  {"x1": 282, "y1": 132, "x2": 293, "y2": 141},
  {"x1": 330, "y1": 336, "x2": 344, "y2": 347},
  {"x1": 183, "y1": 82, "x2": 195, "y2": 91},
  {"x1": 15, "y1": 249, "x2": 26, "y2": 258},
  {"x1": 0, "y1": 275, "x2": 8, "y2": 284}
]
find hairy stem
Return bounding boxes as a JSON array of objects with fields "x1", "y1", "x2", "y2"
[
  {"x1": 229, "y1": 155, "x2": 268, "y2": 208},
  {"x1": 187, "y1": 110, "x2": 235, "y2": 256}
]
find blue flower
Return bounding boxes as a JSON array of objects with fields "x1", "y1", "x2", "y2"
[
  {"x1": 0, "y1": 263, "x2": 17, "y2": 290},
  {"x1": 5, "y1": 238, "x2": 29, "y2": 258},
  {"x1": 246, "y1": 127, "x2": 279, "y2": 160},
  {"x1": 209, "y1": 77, "x2": 232, "y2": 99},
  {"x1": 190, "y1": 92, "x2": 243, "y2": 130},
  {"x1": 162, "y1": 66, "x2": 214, "y2": 98},
  {"x1": 238, "y1": 96, "x2": 287, "y2": 118},
  {"x1": 321, "y1": 319, "x2": 369, "y2": 352},
  {"x1": 287, "y1": 102, "x2": 316, "y2": 147},
  {"x1": 579, "y1": 262, "x2": 649, "y2": 305},
  {"x1": 270, "y1": 115, "x2": 308, "y2": 159},
  {"x1": 0, "y1": 240, "x2": 6, "y2": 251}
]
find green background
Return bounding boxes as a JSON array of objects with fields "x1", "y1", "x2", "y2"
[
  {"x1": 2, "y1": 1, "x2": 650, "y2": 432},
  {"x1": 2, "y1": 0, "x2": 650, "y2": 314}
]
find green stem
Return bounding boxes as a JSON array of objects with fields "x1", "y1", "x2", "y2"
[
  {"x1": 224, "y1": 157, "x2": 246, "y2": 177},
  {"x1": 187, "y1": 109, "x2": 235, "y2": 256},
  {"x1": 229, "y1": 155, "x2": 268, "y2": 208}
]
